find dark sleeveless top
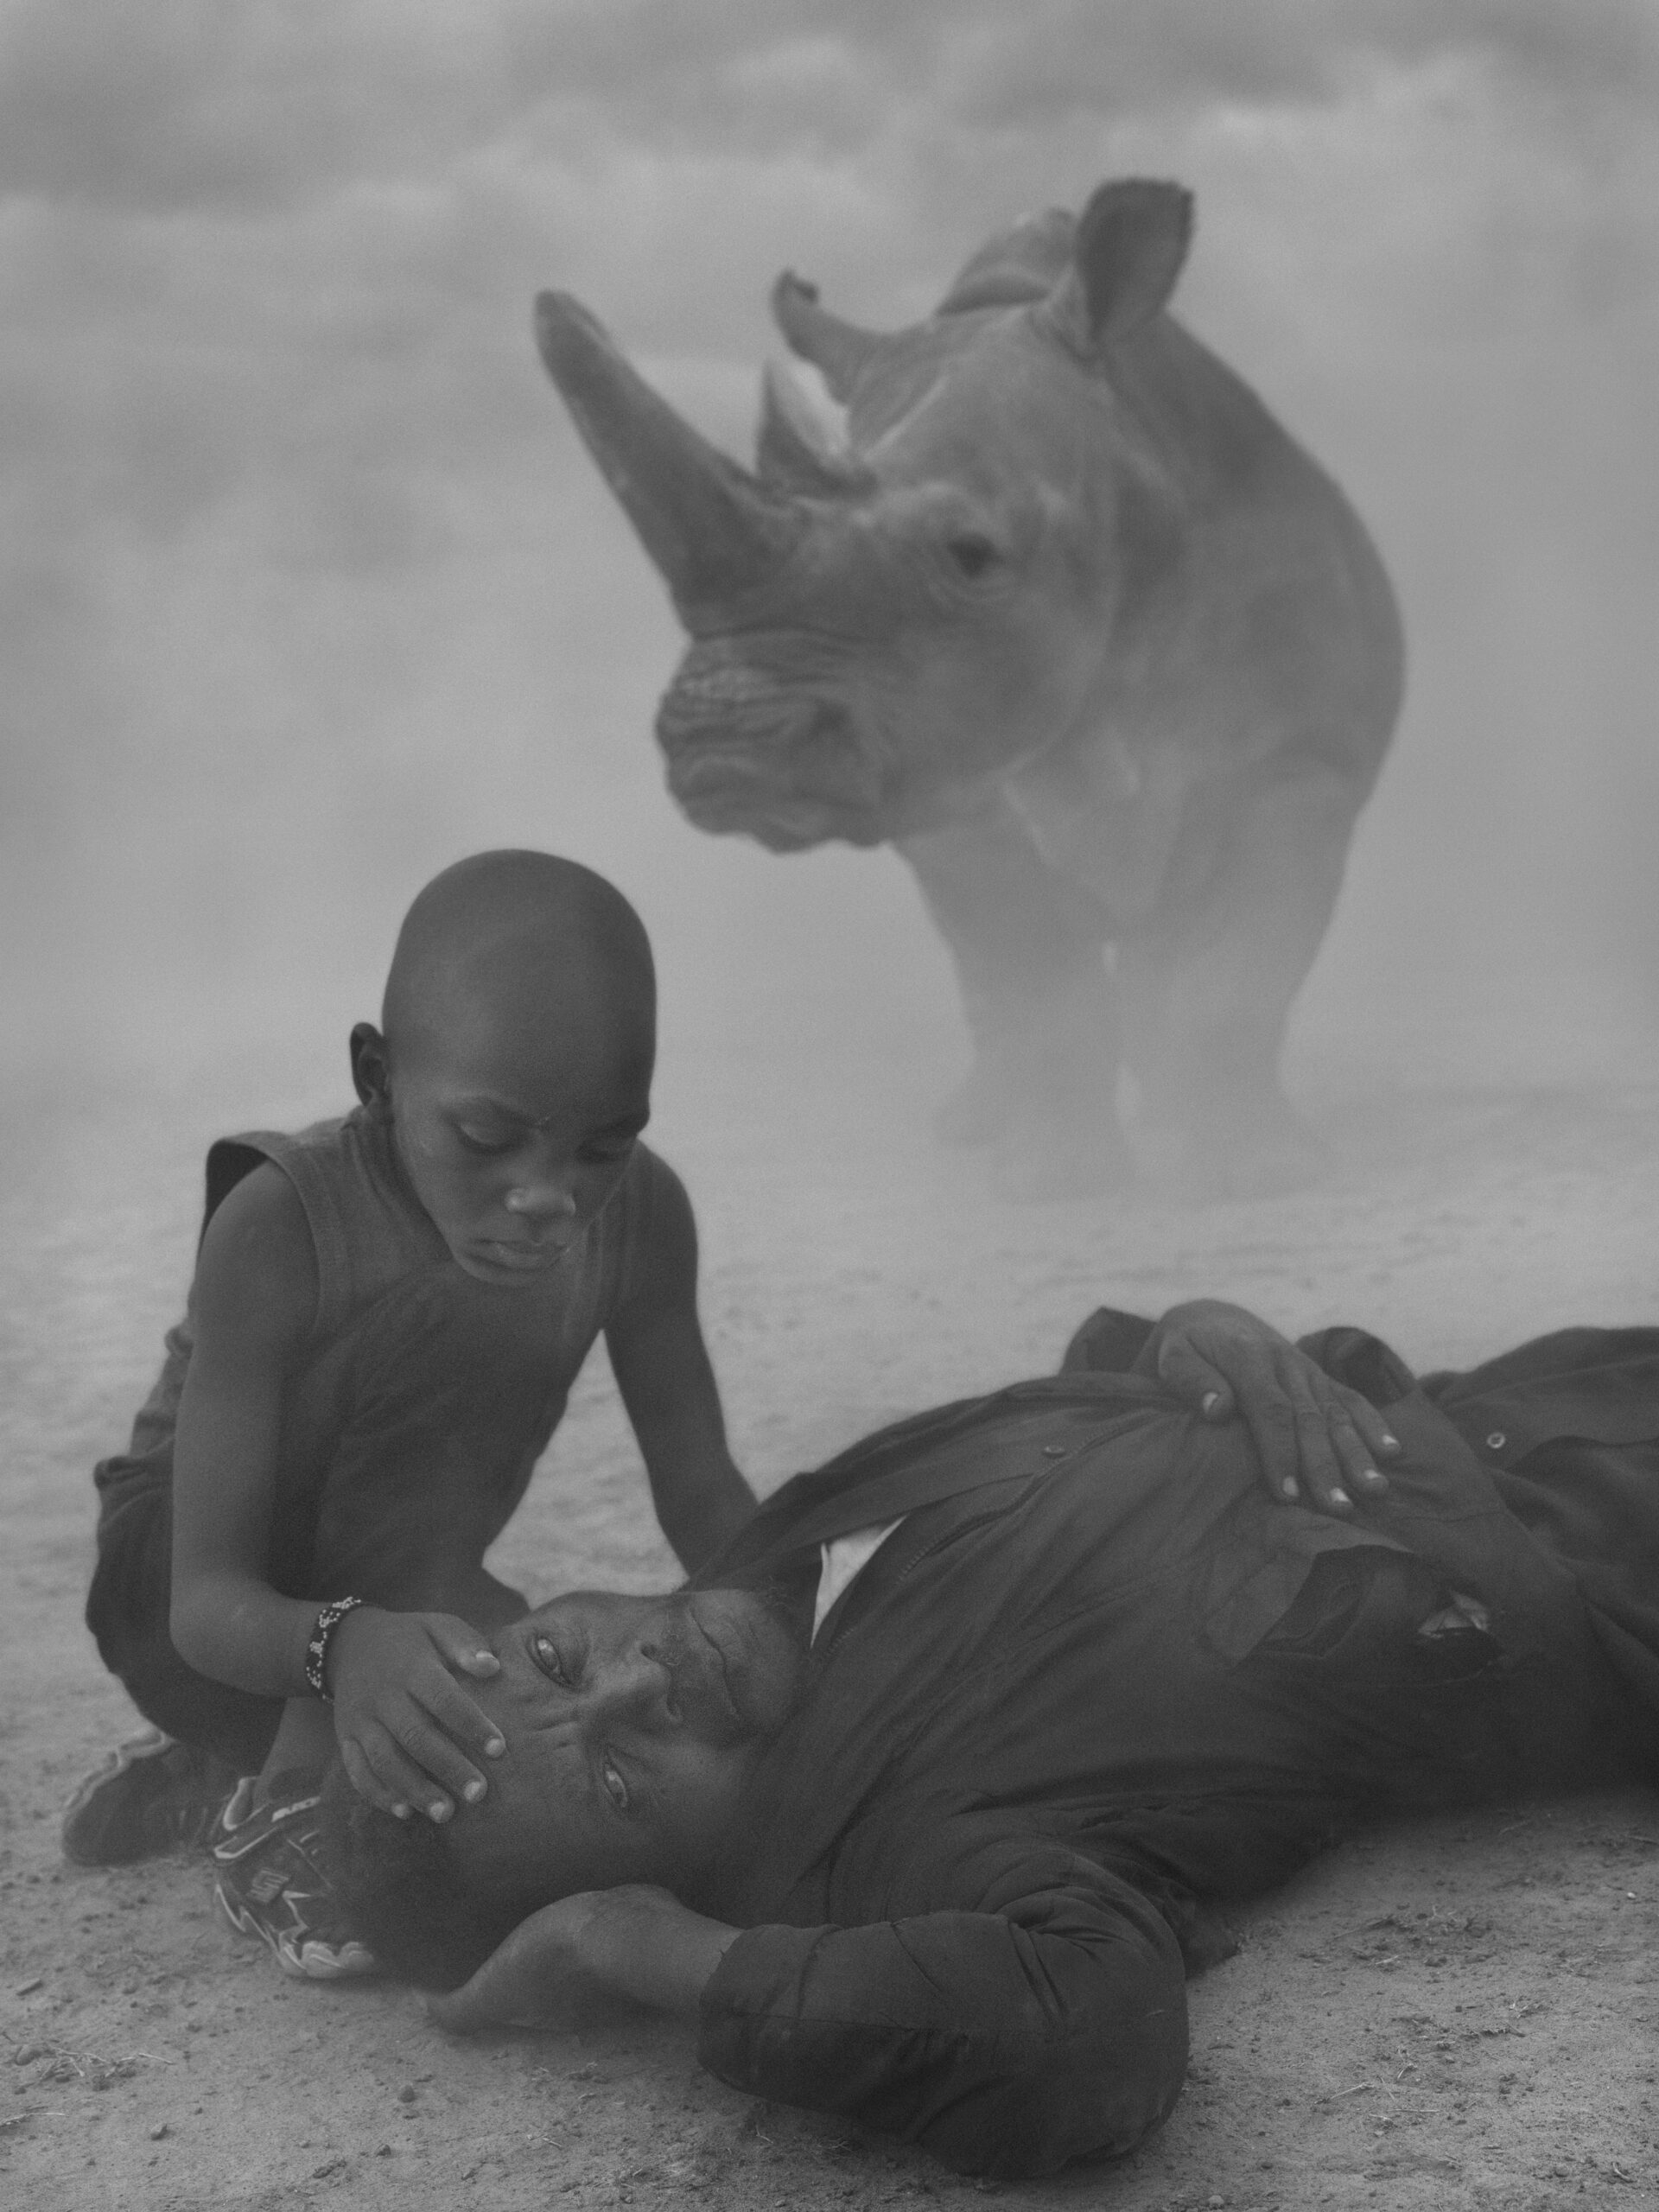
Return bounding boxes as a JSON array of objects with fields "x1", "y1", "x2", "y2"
[{"x1": 104, "y1": 1109, "x2": 671, "y2": 1582}]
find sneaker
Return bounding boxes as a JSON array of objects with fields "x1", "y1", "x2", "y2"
[
  {"x1": 211, "y1": 1779, "x2": 378, "y2": 1981},
  {"x1": 62, "y1": 1729, "x2": 239, "y2": 1866}
]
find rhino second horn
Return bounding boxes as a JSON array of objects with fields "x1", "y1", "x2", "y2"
[
  {"x1": 535, "y1": 289, "x2": 802, "y2": 613},
  {"x1": 757, "y1": 360, "x2": 874, "y2": 498},
  {"x1": 770, "y1": 270, "x2": 884, "y2": 402}
]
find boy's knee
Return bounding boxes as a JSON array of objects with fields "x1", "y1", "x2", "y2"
[
  {"x1": 439, "y1": 1567, "x2": 529, "y2": 1633},
  {"x1": 86, "y1": 1468, "x2": 172, "y2": 1664}
]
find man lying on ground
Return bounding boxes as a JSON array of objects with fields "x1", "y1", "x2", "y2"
[{"x1": 324, "y1": 1300, "x2": 1659, "y2": 2180}]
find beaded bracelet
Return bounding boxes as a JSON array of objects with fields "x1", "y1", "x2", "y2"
[{"x1": 304, "y1": 1595, "x2": 367, "y2": 1701}]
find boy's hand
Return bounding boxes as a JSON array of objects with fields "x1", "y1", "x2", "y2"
[
  {"x1": 1141, "y1": 1299, "x2": 1403, "y2": 1516},
  {"x1": 327, "y1": 1607, "x2": 505, "y2": 1823}
]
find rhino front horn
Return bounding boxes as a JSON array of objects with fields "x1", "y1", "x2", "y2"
[{"x1": 535, "y1": 290, "x2": 803, "y2": 614}]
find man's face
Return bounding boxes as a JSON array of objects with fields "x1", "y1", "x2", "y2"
[
  {"x1": 444, "y1": 1589, "x2": 807, "y2": 1909},
  {"x1": 353, "y1": 1002, "x2": 653, "y2": 1287}
]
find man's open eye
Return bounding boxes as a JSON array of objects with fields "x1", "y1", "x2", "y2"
[
  {"x1": 601, "y1": 1758, "x2": 630, "y2": 1814},
  {"x1": 531, "y1": 1634, "x2": 571, "y2": 1685}
]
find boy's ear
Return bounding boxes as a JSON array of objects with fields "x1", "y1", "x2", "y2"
[{"x1": 350, "y1": 1023, "x2": 392, "y2": 1113}]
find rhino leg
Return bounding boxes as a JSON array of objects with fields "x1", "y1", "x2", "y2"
[
  {"x1": 1118, "y1": 760, "x2": 1362, "y2": 1201},
  {"x1": 896, "y1": 796, "x2": 1132, "y2": 1198}
]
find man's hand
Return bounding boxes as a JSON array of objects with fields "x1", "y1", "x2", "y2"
[
  {"x1": 327, "y1": 1606, "x2": 505, "y2": 1823},
  {"x1": 428, "y1": 1885, "x2": 740, "y2": 2034},
  {"x1": 1140, "y1": 1300, "x2": 1402, "y2": 1515}
]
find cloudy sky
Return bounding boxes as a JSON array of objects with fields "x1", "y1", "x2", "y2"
[{"x1": 3, "y1": 0, "x2": 1656, "y2": 1102}]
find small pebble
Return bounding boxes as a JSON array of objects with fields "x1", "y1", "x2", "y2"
[
  {"x1": 397, "y1": 2084, "x2": 417, "y2": 2104},
  {"x1": 149, "y1": 2123, "x2": 168, "y2": 2141},
  {"x1": 12, "y1": 1978, "x2": 42, "y2": 1998}
]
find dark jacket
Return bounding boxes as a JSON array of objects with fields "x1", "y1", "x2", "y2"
[{"x1": 688, "y1": 1316, "x2": 1659, "y2": 2178}]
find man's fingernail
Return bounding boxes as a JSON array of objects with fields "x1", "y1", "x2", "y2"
[
  {"x1": 1381, "y1": 1434, "x2": 1401, "y2": 1452},
  {"x1": 391, "y1": 1802, "x2": 410, "y2": 1821},
  {"x1": 1282, "y1": 1478, "x2": 1299, "y2": 1497},
  {"x1": 1330, "y1": 1488, "x2": 1352, "y2": 1509},
  {"x1": 429, "y1": 1801, "x2": 451, "y2": 1822},
  {"x1": 1360, "y1": 1467, "x2": 1385, "y2": 1486},
  {"x1": 1201, "y1": 1391, "x2": 1221, "y2": 1414},
  {"x1": 485, "y1": 1737, "x2": 505, "y2": 1758}
]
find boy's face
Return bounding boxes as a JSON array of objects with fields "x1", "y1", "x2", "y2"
[{"x1": 352, "y1": 1001, "x2": 653, "y2": 1287}]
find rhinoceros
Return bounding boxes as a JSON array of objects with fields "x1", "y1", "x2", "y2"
[{"x1": 534, "y1": 179, "x2": 1403, "y2": 1198}]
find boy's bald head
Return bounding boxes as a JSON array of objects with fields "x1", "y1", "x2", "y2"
[
  {"x1": 381, "y1": 849, "x2": 655, "y2": 1079},
  {"x1": 353, "y1": 852, "x2": 658, "y2": 1283}
]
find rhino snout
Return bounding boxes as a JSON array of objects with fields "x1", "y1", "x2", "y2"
[
  {"x1": 655, "y1": 679, "x2": 884, "y2": 849},
  {"x1": 656, "y1": 660, "x2": 793, "y2": 748}
]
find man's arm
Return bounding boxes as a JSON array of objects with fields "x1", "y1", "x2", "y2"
[
  {"x1": 430, "y1": 1835, "x2": 1186, "y2": 2181},
  {"x1": 606, "y1": 1163, "x2": 756, "y2": 1573}
]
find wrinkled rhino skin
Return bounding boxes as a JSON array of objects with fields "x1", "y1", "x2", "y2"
[{"x1": 535, "y1": 180, "x2": 1404, "y2": 1200}]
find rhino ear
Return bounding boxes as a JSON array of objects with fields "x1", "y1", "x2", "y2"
[
  {"x1": 770, "y1": 271, "x2": 885, "y2": 403},
  {"x1": 1041, "y1": 180, "x2": 1193, "y2": 356}
]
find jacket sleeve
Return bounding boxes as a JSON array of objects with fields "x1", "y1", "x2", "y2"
[{"x1": 696, "y1": 1827, "x2": 1187, "y2": 2179}]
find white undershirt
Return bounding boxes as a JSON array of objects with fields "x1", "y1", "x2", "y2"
[{"x1": 812, "y1": 1521, "x2": 905, "y2": 1642}]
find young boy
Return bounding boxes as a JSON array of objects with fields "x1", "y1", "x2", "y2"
[{"x1": 66, "y1": 849, "x2": 756, "y2": 1977}]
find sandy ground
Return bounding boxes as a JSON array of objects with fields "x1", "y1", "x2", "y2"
[{"x1": 3, "y1": 1036, "x2": 1658, "y2": 2212}]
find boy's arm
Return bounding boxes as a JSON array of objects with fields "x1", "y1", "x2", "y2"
[
  {"x1": 168, "y1": 1166, "x2": 504, "y2": 1820},
  {"x1": 168, "y1": 1164, "x2": 328, "y2": 1697},
  {"x1": 605, "y1": 1164, "x2": 756, "y2": 1574}
]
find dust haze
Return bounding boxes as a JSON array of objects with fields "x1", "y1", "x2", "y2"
[
  {"x1": 3, "y1": 12, "x2": 1659, "y2": 2208},
  {"x1": 3, "y1": 0, "x2": 1656, "y2": 1125}
]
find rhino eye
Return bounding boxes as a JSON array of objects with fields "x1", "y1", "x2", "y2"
[{"x1": 945, "y1": 531, "x2": 1003, "y2": 582}]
